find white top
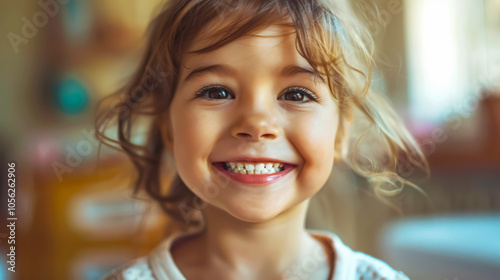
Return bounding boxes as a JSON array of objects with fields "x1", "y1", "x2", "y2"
[{"x1": 103, "y1": 229, "x2": 409, "y2": 280}]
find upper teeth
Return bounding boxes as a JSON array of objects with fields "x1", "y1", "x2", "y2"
[{"x1": 225, "y1": 162, "x2": 284, "y2": 175}]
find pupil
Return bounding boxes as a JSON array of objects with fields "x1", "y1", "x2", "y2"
[
  {"x1": 288, "y1": 92, "x2": 303, "y2": 101},
  {"x1": 208, "y1": 89, "x2": 227, "y2": 99}
]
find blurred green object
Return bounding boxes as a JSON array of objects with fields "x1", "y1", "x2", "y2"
[
  {"x1": 0, "y1": 257, "x2": 6, "y2": 280},
  {"x1": 62, "y1": 0, "x2": 92, "y2": 45},
  {"x1": 55, "y1": 77, "x2": 89, "y2": 115}
]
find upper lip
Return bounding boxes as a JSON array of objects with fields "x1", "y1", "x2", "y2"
[{"x1": 214, "y1": 157, "x2": 297, "y2": 165}]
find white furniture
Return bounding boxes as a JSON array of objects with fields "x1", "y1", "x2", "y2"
[{"x1": 380, "y1": 214, "x2": 500, "y2": 280}]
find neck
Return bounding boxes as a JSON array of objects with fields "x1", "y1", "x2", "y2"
[{"x1": 195, "y1": 199, "x2": 323, "y2": 277}]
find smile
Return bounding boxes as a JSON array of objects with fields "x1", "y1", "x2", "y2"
[
  {"x1": 223, "y1": 162, "x2": 285, "y2": 174},
  {"x1": 212, "y1": 161, "x2": 296, "y2": 185}
]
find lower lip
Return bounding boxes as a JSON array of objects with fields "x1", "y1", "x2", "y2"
[{"x1": 213, "y1": 162, "x2": 296, "y2": 186}]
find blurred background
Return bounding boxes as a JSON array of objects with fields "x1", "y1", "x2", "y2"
[{"x1": 0, "y1": 0, "x2": 499, "y2": 279}]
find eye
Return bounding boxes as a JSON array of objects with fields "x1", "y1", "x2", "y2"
[
  {"x1": 279, "y1": 86, "x2": 318, "y2": 103},
  {"x1": 194, "y1": 85, "x2": 234, "y2": 100}
]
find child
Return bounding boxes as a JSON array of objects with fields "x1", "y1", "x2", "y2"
[{"x1": 96, "y1": 0, "x2": 427, "y2": 279}]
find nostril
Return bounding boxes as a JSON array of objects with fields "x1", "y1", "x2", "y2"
[
  {"x1": 236, "y1": 133, "x2": 252, "y2": 139},
  {"x1": 231, "y1": 114, "x2": 281, "y2": 141},
  {"x1": 236, "y1": 132, "x2": 277, "y2": 140},
  {"x1": 261, "y1": 133, "x2": 277, "y2": 139}
]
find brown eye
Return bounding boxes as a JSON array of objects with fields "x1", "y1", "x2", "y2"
[
  {"x1": 195, "y1": 85, "x2": 234, "y2": 100},
  {"x1": 283, "y1": 92, "x2": 305, "y2": 102},
  {"x1": 279, "y1": 86, "x2": 317, "y2": 103}
]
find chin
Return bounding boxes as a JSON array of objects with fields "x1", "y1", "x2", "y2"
[
  {"x1": 222, "y1": 202, "x2": 285, "y2": 223},
  {"x1": 230, "y1": 212, "x2": 280, "y2": 224}
]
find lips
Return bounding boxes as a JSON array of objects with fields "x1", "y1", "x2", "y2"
[{"x1": 212, "y1": 162, "x2": 296, "y2": 185}]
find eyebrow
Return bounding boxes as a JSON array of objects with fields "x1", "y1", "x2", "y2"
[
  {"x1": 279, "y1": 65, "x2": 325, "y2": 83},
  {"x1": 182, "y1": 64, "x2": 325, "y2": 83},
  {"x1": 183, "y1": 64, "x2": 235, "y2": 83}
]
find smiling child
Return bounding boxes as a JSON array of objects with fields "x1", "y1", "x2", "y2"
[{"x1": 97, "y1": 0, "x2": 427, "y2": 279}]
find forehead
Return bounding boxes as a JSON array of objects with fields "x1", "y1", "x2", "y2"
[
  {"x1": 181, "y1": 24, "x2": 311, "y2": 73},
  {"x1": 189, "y1": 19, "x2": 295, "y2": 49}
]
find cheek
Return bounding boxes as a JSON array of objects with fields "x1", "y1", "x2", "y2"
[
  {"x1": 297, "y1": 112, "x2": 338, "y2": 162},
  {"x1": 173, "y1": 113, "x2": 206, "y2": 160},
  {"x1": 170, "y1": 105, "x2": 222, "y2": 184},
  {"x1": 292, "y1": 109, "x2": 339, "y2": 189}
]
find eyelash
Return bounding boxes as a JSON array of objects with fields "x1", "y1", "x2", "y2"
[
  {"x1": 193, "y1": 84, "x2": 319, "y2": 104},
  {"x1": 280, "y1": 86, "x2": 318, "y2": 104}
]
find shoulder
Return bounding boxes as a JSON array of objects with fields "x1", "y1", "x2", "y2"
[
  {"x1": 309, "y1": 230, "x2": 410, "y2": 280},
  {"x1": 350, "y1": 251, "x2": 410, "y2": 280},
  {"x1": 100, "y1": 228, "x2": 196, "y2": 280},
  {"x1": 101, "y1": 257, "x2": 156, "y2": 280}
]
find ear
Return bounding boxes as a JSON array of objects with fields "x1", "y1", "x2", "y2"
[{"x1": 156, "y1": 113, "x2": 174, "y2": 154}]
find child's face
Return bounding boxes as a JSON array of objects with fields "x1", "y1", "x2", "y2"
[{"x1": 165, "y1": 24, "x2": 340, "y2": 222}]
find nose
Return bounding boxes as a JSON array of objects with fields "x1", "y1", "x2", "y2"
[{"x1": 230, "y1": 107, "x2": 281, "y2": 142}]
